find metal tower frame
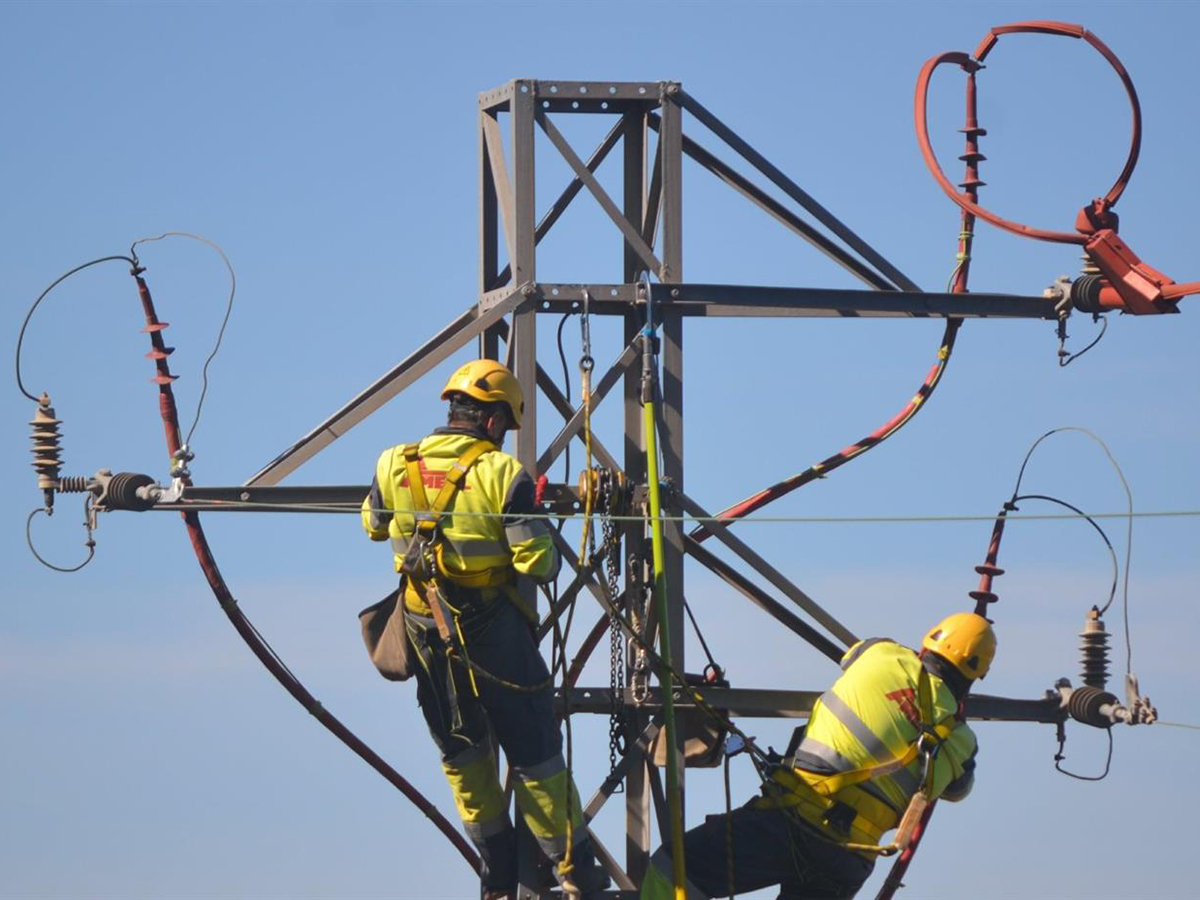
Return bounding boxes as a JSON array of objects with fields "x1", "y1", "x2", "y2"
[{"x1": 219, "y1": 79, "x2": 1064, "y2": 897}]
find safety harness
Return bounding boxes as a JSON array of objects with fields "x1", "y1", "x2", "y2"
[
  {"x1": 758, "y1": 666, "x2": 959, "y2": 856},
  {"x1": 399, "y1": 438, "x2": 544, "y2": 697},
  {"x1": 400, "y1": 438, "x2": 507, "y2": 592}
]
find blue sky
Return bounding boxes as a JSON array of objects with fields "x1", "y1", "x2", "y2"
[{"x1": 3, "y1": 2, "x2": 1198, "y2": 898}]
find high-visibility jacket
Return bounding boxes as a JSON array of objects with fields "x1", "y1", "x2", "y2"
[
  {"x1": 777, "y1": 638, "x2": 977, "y2": 848},
  {"x1": 641, "y1": 641, "x2": 979, "y2": 899},
  {"x1": 362, "y1": 428, "x2": 559, "y2": 613}
]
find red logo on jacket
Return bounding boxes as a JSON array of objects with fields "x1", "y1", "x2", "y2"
[
  {"x1": 885, "y1": 687, "x2": 922, "y2": 728},
  {"x1": 400, "y1": 463, "x2": 472, "y2": 491}
]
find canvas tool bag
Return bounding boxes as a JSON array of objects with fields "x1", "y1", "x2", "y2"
[
  {"x1": 358, "y1": 438, "x2": 497, "y2": 681},
  {"x1": 359, "y1": 582, "x2": 413, "y2": 681}
]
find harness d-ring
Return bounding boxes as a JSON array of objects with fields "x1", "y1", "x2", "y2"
[{"x1": 915, "y1": 20, "x2": 1143, "y2": 244}]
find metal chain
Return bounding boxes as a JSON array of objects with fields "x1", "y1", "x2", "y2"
[
  {"x1": 629, "y1": 572, "x2": 651, "y2": 705},
  {"x1": 600, "y1": 470, "x2": 627, "y2": 787}
]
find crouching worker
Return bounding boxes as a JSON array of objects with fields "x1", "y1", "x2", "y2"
[
  {"x1": 362, "y1": 359, "x2": 608, "y2": 899},
  {"x1": 641, "y1": 613, "x2": 996, "y2": 900}
]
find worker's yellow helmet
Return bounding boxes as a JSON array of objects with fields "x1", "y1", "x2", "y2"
[
  {"x1": 922, "y1": 612, "x2": 996, "y2": 680},
  {"x1": 441, "y1": 359, "x2": 524, "y2": 428}
]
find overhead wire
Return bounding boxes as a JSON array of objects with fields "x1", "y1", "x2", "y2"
[
  {"x1": 216, "y1": 500, "x2": 1200, "y2": 525},
  {"x1": 1058, "y1": 315, "x2": 1108, "y2": 367},
  {"x1": 1002, "y1": 428, "x2": 1142, "y2": 785},
  {"x1": 16, "y1": 255, "x2": 138, "y2": 402},
  {"x1": 1011, "y1": 427, "x2": 1136, "y2": 672},
  {"x1": 1010, "y1": 493, "x2": 1118, "y2": 615},
  {"x1": 1055, "y1": 726, "x2": 1114, "y2": 782},
  {"x1": 25, "y1": 500, "x2": 95, "y2": 573}
]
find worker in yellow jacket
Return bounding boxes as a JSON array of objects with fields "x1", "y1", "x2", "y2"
[
  {"x1": 641, "y1": 612, "x2": 996, "y2": 899},
  {"x1": 362, "y1": 359, "x2": 606, "y2": 899}
]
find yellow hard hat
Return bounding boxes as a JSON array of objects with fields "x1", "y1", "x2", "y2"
[
  {"x1": 922, "y1": 612, "x2": 997, "y2": 680},
  {"x1": 441, "y1": 359, "x2": 524, "y2": 428}
]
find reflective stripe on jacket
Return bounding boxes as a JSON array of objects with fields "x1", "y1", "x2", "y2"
[
  {"x1": 362, "y1": 430, "x2": 559, "y2": 612},
  {"x1": 785, "y1": 639, "x2": 977, "y2": 843}
]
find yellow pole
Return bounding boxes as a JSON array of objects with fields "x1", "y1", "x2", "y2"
[{"x1": 644, "y1": 386, "x2": 687, "y2": 900}]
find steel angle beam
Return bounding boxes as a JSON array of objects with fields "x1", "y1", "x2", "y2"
[
  {"x1": 559, "y1": 686, "x2": 822, "y2": 718},
  {"x1": 584, "y1": 831, "x2": 637, "y2": 894},
  {"x1": 562, "y1": 687, "x2": 1064, "y2": 724},
  {"x1": 646, "y1": 283, "x2": 1057, "y2": 319},
  {"x1": 245, "y1": 287, "x2": 527, "y2": 487},
  {"x1": 536, "y1": 111, "x2": 663, "y2": 278},
  {"x1": 158, "y1": 483, "x2": 369, "y2": 512},
  {"x1": 536, "y1": 364, "x2": 623, "y2": 472},
  {"x1": 484, "y1": 315, "x2": 626, "y2": 473},
  {"x1": 491, "y1": 283, "x2": 1057, "y2": 319},
  {"x1": 671, "y1": 488, "x2": 858, "y2": 648},
  {"x1": 683, "y1": 535, "x2": 844, "y2": 663},
  {"x1": 675, "y1": 89, "x2": 921, "y2": 293},
  {"x1": 535, "y1": 80, "x2": 666, "y2": 102},
  {"x1": 492, "y1": 117, "x2": 626, "y2": 290},
  {"x1": 552, "y1": 529, "x2": 619, "y2": 615},
  {"x1": 582, "y1": 719, "x2": 662, "y2": 823},
  {"x1": 481, "y1": 112, "x2": 518, "y2": 271},
  {"x1": 536, "y1": 569, "x2": 615, "y2": 645},
  {"x1": 647, "y1": 112, "x2": 895, "y2": 291},
  {"x1": 966, "y1": 694, "x2": 1064, "y2": 724},
  {"x1": 536, "y1": 339, "x2": 641, "y2": 476},
  {"x1": 478, "y1": 81, "x2": 515, "y2": 112}
]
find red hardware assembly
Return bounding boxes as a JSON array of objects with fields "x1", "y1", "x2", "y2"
[{"x1": 916, "y1": 20, "x2": 1200, "y2": 315}]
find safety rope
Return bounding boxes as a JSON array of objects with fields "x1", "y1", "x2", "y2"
[{"x1": 555, "y1": 288, "x2": 598, "y2": 892}]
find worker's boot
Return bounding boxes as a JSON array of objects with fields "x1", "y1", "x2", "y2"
[{"x1": 477, "y1": 825, "x2": 518, "y2": 900}]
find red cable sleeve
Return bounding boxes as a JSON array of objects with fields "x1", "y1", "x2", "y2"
[{"x1": 135, "y1": 272, "x2": 481, "y2": 876}]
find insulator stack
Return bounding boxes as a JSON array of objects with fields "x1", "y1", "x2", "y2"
[
  {"x1": 142, "y1": 321, "x2": 179, "y2": 385},
  {"x1": 134, "y1": 273, "x2": 185, "y2": 458},
  {"x1": 968, "y1": 505, "x2": 1011, "y2": 617},
  {"x1": 57, "y1": 476, "x2": 90, "y2": 493},
  {"x1": 957, "y1": 124, "x2": 987, "y2": 193},
  {"x1": 1079, "y1": 606, "x2": 1111, "y2": 689},
  {"x1": 30, "y1": 393, "x2": 63, "y2": 510}
]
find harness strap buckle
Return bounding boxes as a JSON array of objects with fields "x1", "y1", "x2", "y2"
[
  {"x1": 822, "y1": 800, "x2": 858, "y2": 836},
  {"x1": 917, "y1": 728, "x2": 942, "y2": 758}
]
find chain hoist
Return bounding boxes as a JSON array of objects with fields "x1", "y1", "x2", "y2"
[{"x1": 597, "y1": 469, "x2": 627, "y2": 786}]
